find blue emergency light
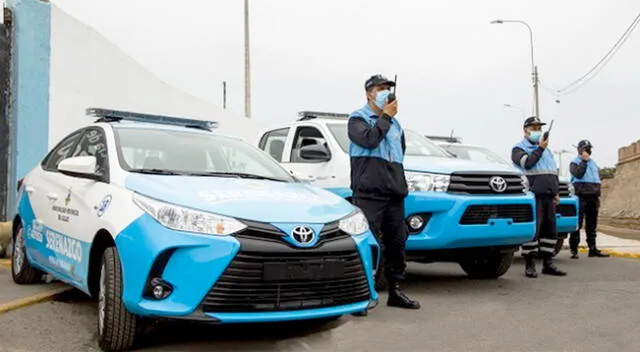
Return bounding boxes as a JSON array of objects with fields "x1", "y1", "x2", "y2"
[{"x1": 86, "y1": 107, "x2": 218, "y2": 131}]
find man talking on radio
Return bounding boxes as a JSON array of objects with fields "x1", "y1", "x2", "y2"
[{"x1": 347, "y1": 74, "x2": 420, "y2": 310}]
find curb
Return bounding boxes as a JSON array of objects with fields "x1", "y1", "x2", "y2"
[
  {"x1": 0, "y1": 286, "x2": 72, "y2": 315},
  {"x1": 0, "y1": 259, "x2": 10, "y2": 268},
  {"x1": 577, "y1": 247, "x2": 640, "y2": 259}
]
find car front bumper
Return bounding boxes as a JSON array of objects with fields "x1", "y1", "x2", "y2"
[
  {"x1": 556, "y1": 196, "x2": 579, "y2": 234},
  {"x1": 115, "y1": 214, "x2": 378, "y2": 323},
  {"x1": 404, "y1": 192, "x2": 537, "y2": 251}
]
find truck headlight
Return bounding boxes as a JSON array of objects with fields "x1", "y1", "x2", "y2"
[
  {"x1": 339, "y1": 209, "x2": 369, "y2": 236},
  {"x1": 521, "y1": 175, "x2": 530, "y2": 193},
  {"x1": 133, "y1": 193, "x2": 247, "y2": 236},
  {"x1": 405, "y1": 172, "x2": 450, "y2": 192},
  {"x1": 568, "y1": 182, "x2": 575, "y2": 197}
]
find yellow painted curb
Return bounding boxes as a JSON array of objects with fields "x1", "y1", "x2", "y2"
[
  {"x1": 0, "y1": 259, "x2": 10, "y2": 268},
  {"x1": 0, "y1": 286, "x2": 72, "y2": 314},
  {"x1": 577, "y1": 247, "x2": 640, "y2": 259}
]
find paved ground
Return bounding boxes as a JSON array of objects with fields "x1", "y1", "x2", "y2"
[{"x1": 0, "y1": 253, "x2": 639, "y2": 352}]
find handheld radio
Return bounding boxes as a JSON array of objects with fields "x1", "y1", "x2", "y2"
[
  {"x1": 543, "y1": 119, "x2": 554, "y2": 141},
  {"x1": 387, "y1": 74, "x2": 398, "y2": 103}
]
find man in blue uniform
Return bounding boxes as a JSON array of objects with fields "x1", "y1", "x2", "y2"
[
  {"x1": 569, "y1": 140, "x2": 610, "y2": 259},
  {"x1": 512, "y1": 116, "x2": 567, "y2": 278},
  {"x1": 348, "y1": 74, "x2": 420, "y2": 309}
]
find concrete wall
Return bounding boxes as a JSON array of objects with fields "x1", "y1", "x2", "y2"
[
  {"x1": 600, "y1": 140, "x2": 640, "y2": 230},
  {"x1": 4, "y1": 0, "x2": 263, "y2": 220}
]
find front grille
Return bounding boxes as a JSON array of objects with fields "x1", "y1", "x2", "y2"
[
  {"x1": 558, "y1": 183, "x2": 571, "y2": 197},
  {"x1": 459, "y1": 204, "x2": 534, "y2": 225},
  {"x1": 235, "y1": 220, "x2": 349, "y2": 246},
  {"x1": 448, "y1": 172, "x2": 524, "y2": 195},
  {"x1": 556, "y1": 204, "x2": 577, "y2": 217},
  {"x1": 201, "y1": 249, "x2": 370, "y2": 313}
]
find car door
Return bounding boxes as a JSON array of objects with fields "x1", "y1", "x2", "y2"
[
  {"x1": 23, "y1": 130, "x2": 83, "y2": 274},
  {"x1": 283, "y1": 125, "x2": 336, "y2": 187}
]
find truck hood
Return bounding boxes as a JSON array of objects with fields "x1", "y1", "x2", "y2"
[
  {"x1": 403, "y1": 155, "x2": 521, "y2": 175},
  {"x1": 124, "y1": 174, "x2": 354, "y2": 224}
]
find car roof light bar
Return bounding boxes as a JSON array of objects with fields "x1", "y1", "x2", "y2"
[
  {"x1": 297, "y1": 111, "x2": 349, "y2": 121},
  {"x1": 86, "y1": 107, "x2": 218, "y2": 131}
]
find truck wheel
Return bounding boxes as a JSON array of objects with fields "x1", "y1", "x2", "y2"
[
  {"x1": 11, "y1": 223, "x2": 43, "y2": 285},
  {"x1": 97, "y1": 246, "x2": 138, "y2": 352},
  {"x1": 553, "y1": 238, "x2": 565, "y2": 257},
  {"x1": 460, "y1": 252, "x2": 513, "y2": 279}
]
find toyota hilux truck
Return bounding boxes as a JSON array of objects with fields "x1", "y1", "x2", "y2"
[
  {"x1": 435, "y1": 140, "x2": 580, "y2": 256},
  {"x1": 257, "y1": 111, "x2": 537, "y2": 287}
]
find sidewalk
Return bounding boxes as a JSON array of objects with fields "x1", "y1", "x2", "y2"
[
  {"x1": 0, "y1": 260, "x2": 71, "y2": 314},
  {"x1": 563, "y1": 231, "x2": 640, "y2": 259}
]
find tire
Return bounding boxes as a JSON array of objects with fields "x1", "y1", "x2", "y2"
[
  {"x1": 460, "y1": 252, "x2": 514, "y2": 279},
  {"x1": 97, "y1": 247, "x2": 138, "y2": 352},
  {"x1": 553, "y1": 238, "x2": 565, "y2": 257},
  {"x1": 11, "y1": 223, "x2": 43, "y2": 285}
]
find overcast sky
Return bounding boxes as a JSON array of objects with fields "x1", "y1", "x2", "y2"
[{"x1": 52, "y1": 0, "x2": 640, "y2": 169}]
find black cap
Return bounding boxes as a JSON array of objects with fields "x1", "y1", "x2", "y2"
[
  {"x1": 577, "y1": 139, "x2": 593, "y2": 149},
  {"x1": 523, "y1": 116, "x2": 546, "y2": 128},
  {"x1": 365, "y1": 74, "x2": 395, "y2": 91}
]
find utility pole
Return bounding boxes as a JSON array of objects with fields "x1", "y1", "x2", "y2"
[
  {"x1": 243, "y1": 0, "x2": 251, "y2": 118},
  {"x1": 533, "y1": 66, "x2": 540, "y2": 119},
  {"x1": 222, "y1": 81, "x2": 227, "y2": 110}
]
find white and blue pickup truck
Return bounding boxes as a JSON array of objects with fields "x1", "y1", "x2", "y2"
[
  {"x1": 257, "y1": 111, "x2": 539, "y2": 288},
  {"x1": 435, "y1": 140, "x2": 580, "y2": 256}
]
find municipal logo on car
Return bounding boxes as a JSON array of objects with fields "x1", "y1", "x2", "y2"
[
  {"x1": 489, "y1": 176, "x2": 508, "y2": 193},
  {"x1": 291, "y1": 226, "x2": 315, "y2": 245}
]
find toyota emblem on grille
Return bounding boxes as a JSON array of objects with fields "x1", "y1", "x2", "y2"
[
  {"x1": 291, "y1": 226, "x2": 315, "y2": 245},
  {"x1": 489, "y1": 176, "x2": 508, "y2": 193}
]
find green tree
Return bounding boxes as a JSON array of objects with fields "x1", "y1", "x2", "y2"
[{"x1": 599, "y1": 167, "x2": 616, "y2": 180}]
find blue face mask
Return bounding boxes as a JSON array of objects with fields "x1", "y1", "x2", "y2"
[
  {"x1": 528, "y1": 131, "x2": 542, "y2": 143},
  {"x1": 373, "y1": 90, "x2": 391, "y2": 109}
]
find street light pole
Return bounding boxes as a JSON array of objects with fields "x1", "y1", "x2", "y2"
[
  {"x1": 491, "y1": 19, "x2": 539, "y2": 119},
  {"x1": 244, "y1": 0, "x2": 251, "y2": 118},
  {"x1": 554, "y1": 149, "x2": 573, "y2": 177}
]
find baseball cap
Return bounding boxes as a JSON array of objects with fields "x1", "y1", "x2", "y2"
[
  {"x1": 577, "y1": 139, "x2": 593, "y2": 149},
  {"x1": 523, "y1": 116, "x2": 546, "y2": 128},
  {"x1": 365, "y1": 74, "x2": 396, "y2": 91}
]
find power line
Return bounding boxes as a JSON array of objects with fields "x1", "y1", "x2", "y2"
[{"x1": 554, "y1": 11, "x2": 640, "y2": 95}]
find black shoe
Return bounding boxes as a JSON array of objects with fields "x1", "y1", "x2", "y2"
[
  {"x1": 387, "y1": 284, "x2": 420, "y2": 309},
  {"x1": 589, "y1": 248, "x2": 610, "y2": 257},
  {"x1": 542, "y1": 259, "x2": 567, "y2": 276},
  {"x1": 525, "y1": 257, "x2": 538, "y2": 278},
  {"x1": 570, "y1": 250, "x2": 579, "y2": 259}
]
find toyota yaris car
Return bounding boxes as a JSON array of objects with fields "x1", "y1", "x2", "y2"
[{"x1": 11, "y1": 108, "x2": 379, "y2": 351}]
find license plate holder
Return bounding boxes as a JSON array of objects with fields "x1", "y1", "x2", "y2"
[{"x1": 263, "y1": 261, "x2": 345, "y2": 282}]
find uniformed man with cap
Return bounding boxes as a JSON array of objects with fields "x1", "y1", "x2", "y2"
[
  {"x1": 568, "y1": 139, "x2": 610, "y2": 259},
  {"x1": 348, "y1": 74, "x2": 420, "y2": 309},
  {"x1": 512, "y1": 116, "x2": 567, "y2": 278}
]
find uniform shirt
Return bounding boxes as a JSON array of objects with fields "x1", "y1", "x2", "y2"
[
  {"x1": 348, "y1": 104, "x2": 408, "y2": 200},
  {"x1": 511, "y1": 138, "x2": 559, "y2": 196},
  {"x1": 570, "y1": 157, "x2": 601, "y2": 196}
]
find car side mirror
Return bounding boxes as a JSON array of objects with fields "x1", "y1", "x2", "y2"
[
  {"x1": 58, "y1": 156, "x2": 101, "y2": 181},
  {"x1": 299, "y1": 144, "x2": 331, "y2": 162}
]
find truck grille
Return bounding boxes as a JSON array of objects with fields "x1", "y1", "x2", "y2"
[
  {"x1": 558, "y1": 183, "x2": 571, "y2": 197},
  {"x1": 556, "y1": 204, "x2": 577, "y2": 217},
  {"x1": 201, "y1": 250, "x2": 370, "y2": 313},
  {"x1": 460, "y1": 204, "x2": 534, "y2": 225},
  {"x1": 448, "y1": 173, "x2": 524, "y2": 195}
]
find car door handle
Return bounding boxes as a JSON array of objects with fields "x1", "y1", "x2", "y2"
[
  {"x1": 25, "y1": 186, "x2": 35, "y2": 194},
  {"x1": 46, "y1": 193, "x2": 59, "y2": 201}
]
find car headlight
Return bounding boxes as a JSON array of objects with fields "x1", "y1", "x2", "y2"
[
  {"x1": 567, "y1": 182, "x2": 575, "y2": 197},
  {"x1": 339, "y1": 209, "x2": 369, "y2": 236},
  {"x1": 521, "y1": 175, "x2": 530, "y2": 193},
  {"x1": 132, "y1": 193, "x2": 247, "y2": 236},
  {"x1": 405, "y1": 171, "x2": 450, "y2": 192}
]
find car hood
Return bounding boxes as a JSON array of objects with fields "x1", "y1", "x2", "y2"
[
  {"x1": 125, "y1": 174, "x2": 354, "y2": 223},
  {"x1": 403, "y1": 155, "x2": 521, "y2": 175}
]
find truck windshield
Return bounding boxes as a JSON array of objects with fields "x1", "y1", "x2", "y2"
[
  {"x1": 442, "y1": 144, "x2": 510, "y2": 165},
  {"x1": 114, "y1": 127, "x2": 294, "y2": 182}
]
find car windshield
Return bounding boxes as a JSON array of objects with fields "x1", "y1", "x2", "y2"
[
  {"x1": 327, "y1": 123, "x2": 450, "y2": 158},
  {"x1": 114, "y1": 127, "x2": 294, "y2": 182},
  {"x1": 442, "y1": 144, "x2": 510, "y2": 166}
]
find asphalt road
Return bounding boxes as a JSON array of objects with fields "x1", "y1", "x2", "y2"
[{"x1": 1, "y1": 253, "x2": 639, "y2": 352}]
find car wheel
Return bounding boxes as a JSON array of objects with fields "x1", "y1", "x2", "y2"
[
  {"x1": 553, "y1": 238, "x2": 565, "y2": 257},
  {"x1": 11, "y1": 223, "x2": 43, "y2": 285},
  {"x1": 459, "y1": 252, "x2": 514, "y2": 279},
  {"x1": 97, "y1": 246, "x2": 138, "y2": 352}
]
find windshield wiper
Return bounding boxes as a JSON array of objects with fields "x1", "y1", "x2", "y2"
[
  {"x1": 187, "y1": 171, "x2": 288, "y2": 182},
  {"x1": 128, "y1": 168, "x2": 187, "y2": 175}
]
